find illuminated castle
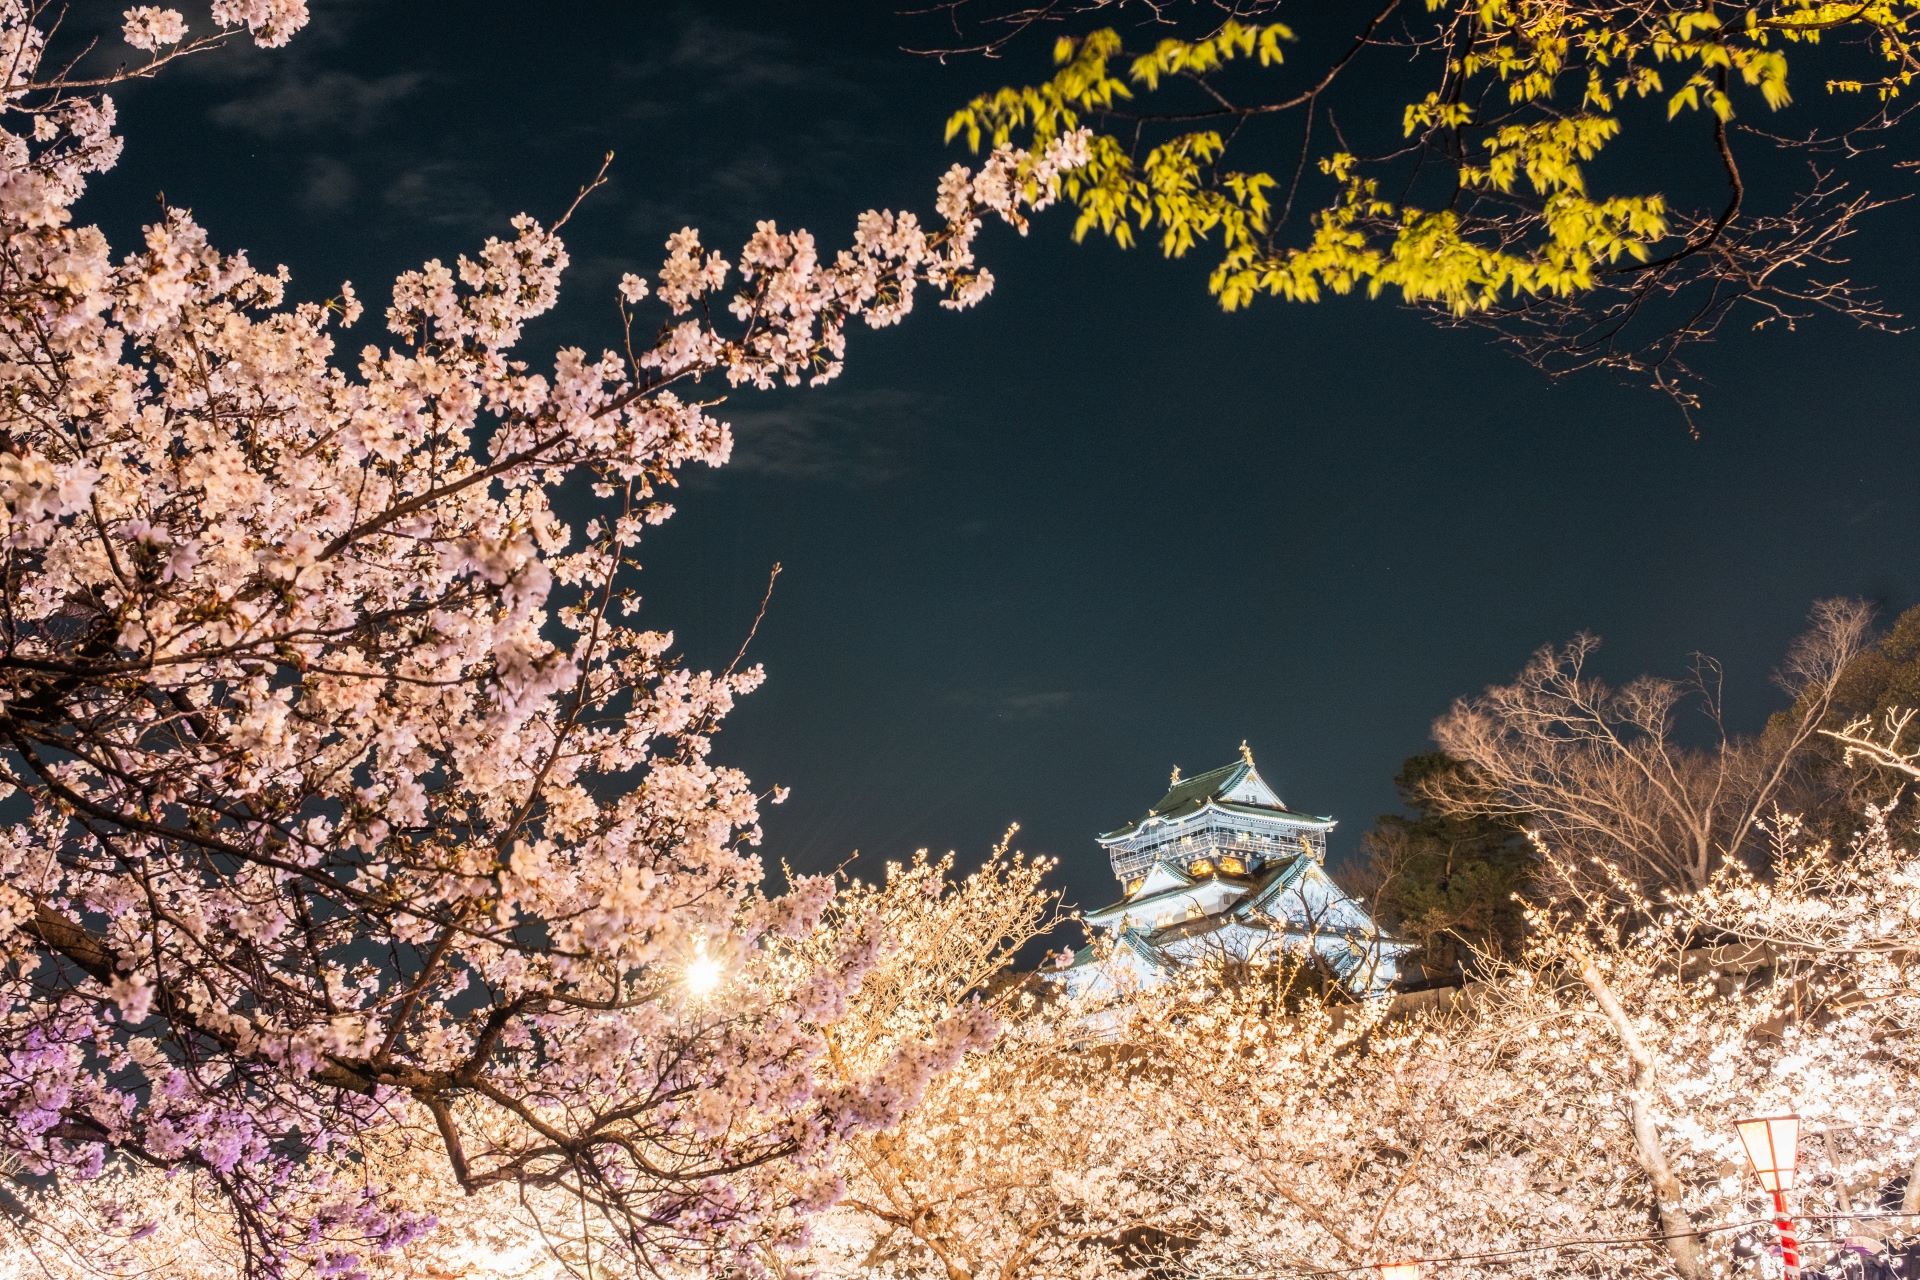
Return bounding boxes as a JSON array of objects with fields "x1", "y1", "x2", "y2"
[{"x1": 1057, "y1": 744, "x2": 1407, "y2": 998}]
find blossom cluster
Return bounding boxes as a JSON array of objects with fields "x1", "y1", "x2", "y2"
[
  {"x1": 794, "y1": 808, "x2": 1920, "y2": 1280},
  {"x1": 0, "y1": 4, "x2": 1084, "y2": 1275}
]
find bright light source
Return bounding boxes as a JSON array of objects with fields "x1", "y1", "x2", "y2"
[
  {"x1": 1378, "y1": 1263, "x2": 1422, "y2": 1280},
  {"x1": 685, "y1": 951, "x2": 724, "y2": 999},
  {"x1": 1735, "y1": 1114, "x2": 1801, "y2": 1194}
]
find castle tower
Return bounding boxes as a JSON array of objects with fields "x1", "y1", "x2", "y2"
[{"x1": 1059, "y1": 744, "x2": 1408, "y2": 998}]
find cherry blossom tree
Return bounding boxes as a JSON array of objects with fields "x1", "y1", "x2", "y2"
[
  {"x1": 4, "y1": 1110, "x2": 569, "y2": 1279},
  {"x1": 1164, "y1": 798, "x2": 1920, "y2": 1280},
  {"x1": 1428, "y1": 599, "x2": 1870, "y2": 898},
  {"x1": 0, "y1": 2, "x2": 1089, "y2": 1274},
  {"x1": 9, "y1": 848, "x2": 1080, "y2": 1280},
  {"x1": 1823, "y1": 706, "x2": 1920, "y2": 786},
  {"x1": 767, "y1": 793, "x2": 1920, "y2": 1280},
  {"x1": 778, "y1": 848, "x2": 1202, "y2": 1280}
]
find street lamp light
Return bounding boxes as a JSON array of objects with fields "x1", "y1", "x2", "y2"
[
  {"x1": 1735, "y1": 1114, "x2": 1801, "y2": 1280},
  {"x1": 684, "y1": 946, "x2": 724, "y2": 999},
  {"x1": 1378, "y1": 1263, "x2": 1422, "y2": 1280}
]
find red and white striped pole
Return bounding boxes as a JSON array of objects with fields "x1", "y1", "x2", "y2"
[
  {"x1": 1735, "y1": 1114, "x2": 1802, "y2": 1280},
  {"x1": 1770, "y1": 1187, "x2": 1801, "y2": 1280}
]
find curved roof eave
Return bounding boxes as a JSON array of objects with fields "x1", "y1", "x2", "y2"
[{"x1": 1097, "y1": 797, "x2": 1336, "y2": 844}]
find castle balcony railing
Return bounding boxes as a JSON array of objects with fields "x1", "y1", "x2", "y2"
[{"x1": 1108, "y1": 818, "x2": 1326, "y2": 884}]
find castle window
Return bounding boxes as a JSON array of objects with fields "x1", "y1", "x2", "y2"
[{"x1": 1187, "y1": 858, "x2": 1214, "y2": 877}]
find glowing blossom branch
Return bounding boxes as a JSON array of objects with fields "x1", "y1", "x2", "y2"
[{"x1": 0, "y1": 3, "x2": 1086, "y2": 1275}]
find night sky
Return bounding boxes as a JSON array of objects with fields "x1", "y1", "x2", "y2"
[{"x1": 91, "y1": 2, "x2": 1920, "y2": 914}]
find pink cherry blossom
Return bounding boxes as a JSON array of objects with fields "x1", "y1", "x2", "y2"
[
  {"x1": 0, "y1": 4, "x2": 1086, "y2": 1275},
  {"x1": 120, "y1": 7, "x2": 186, "y2": 49}
]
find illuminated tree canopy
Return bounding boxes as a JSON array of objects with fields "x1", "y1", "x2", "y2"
[{"x1": 938, "y1": 0, "x2": 1920, "y2": 413}]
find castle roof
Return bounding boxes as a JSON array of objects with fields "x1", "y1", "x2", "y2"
[
  {"x1": 1082, "y1": 863, "x2": 1254, "y2": 923},
  {"x1": 1097, "y1": 757, "x2": 1332, "y2": 843}
]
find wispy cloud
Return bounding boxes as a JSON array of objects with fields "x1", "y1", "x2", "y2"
[
  {"x1": 721, "y1": 389, "x2": 936, "y2": 486},
  {"x1": 609, "y1": 146, "x2": 794, "y2": 243},
  {"x1": 948, "y1": 687, "x2": 1079, "y2": 722},
  {"x1": 615, "y1": 14, "x2": 864, "y2": 109},
  {"x1": 296, "y1": 155, "x2": 358, "y2": 214},
  {"x1": 608, "y1": 11, "x2": 879, "y2": 238},
  {"x1": 380, "y1": 161, "x2": 504, "y2": 233},
  {"x1": 208, "y1": 69, "x2": 425, "y2": 138}
]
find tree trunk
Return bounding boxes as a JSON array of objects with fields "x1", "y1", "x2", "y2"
[{"x1": 1580, "y1": 961, "x2": 1704, "y2": 1280}]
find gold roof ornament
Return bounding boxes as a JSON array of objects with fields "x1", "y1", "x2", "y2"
[
  {"x1": 1169, "y1": 764, "x2": 1182, "y2": 786},
  {"x1": 1239, "y1": 739, "x2": 1255, "y2": 766}
]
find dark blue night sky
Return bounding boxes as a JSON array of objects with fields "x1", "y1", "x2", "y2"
[{"x1": 90, "y1": 1, "x2": 1920, "y2": 913}]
